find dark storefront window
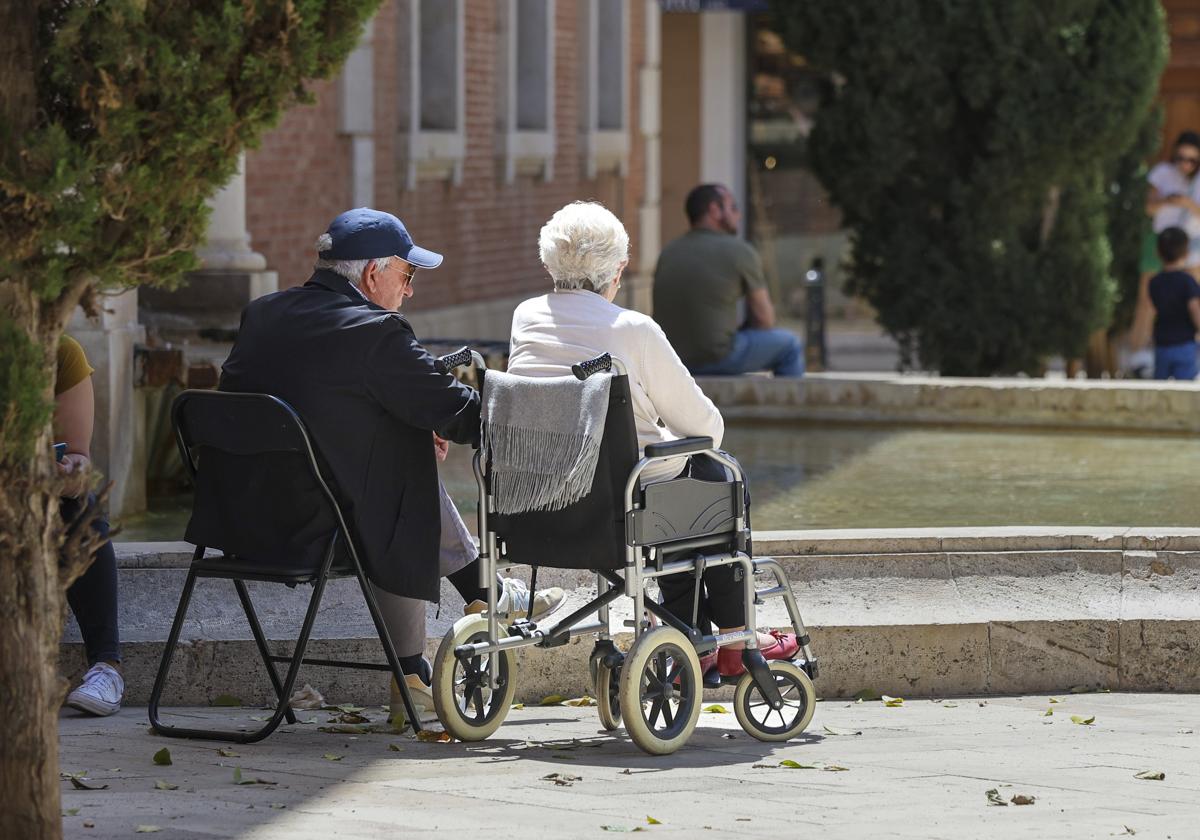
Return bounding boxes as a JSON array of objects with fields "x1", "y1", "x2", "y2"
[{"x1": 746, "y1": 15, "x2": 850, "y2": 318}]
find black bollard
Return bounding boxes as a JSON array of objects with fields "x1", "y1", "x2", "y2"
[{"x1": 805, "y1": 257, "x2": 828, "y2": 371}]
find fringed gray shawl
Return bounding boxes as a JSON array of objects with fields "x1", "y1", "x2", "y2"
[{"x1": 482, "y1": 370, "x2": 611, "y2": 514}]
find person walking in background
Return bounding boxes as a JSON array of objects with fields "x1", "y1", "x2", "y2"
[
  {"x1": 652, "y1": 183, "x2": 804, "y2": 378},
  {"x1": 1146, "y1": 131, "x2": 1200, "y2": 264},
  {"x1": 1128, "y1": 132, "x2": 1200, "y2": 375},
  {"x1": 1147, "y1": 227, "x2": 1200, "y2": 381}
]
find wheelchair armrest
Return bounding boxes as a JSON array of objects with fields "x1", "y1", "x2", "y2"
[{"x1": 644, "y1": 436, "x2": 713, "y2": 459}]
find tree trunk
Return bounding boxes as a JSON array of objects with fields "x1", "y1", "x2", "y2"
[{"x1": 0, "y1": 468, "x2": 66, "y2": 840}]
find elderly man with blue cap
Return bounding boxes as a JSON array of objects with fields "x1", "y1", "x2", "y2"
[{"x1": 218, "y1": 208, "x2": 565, "y2": 717}]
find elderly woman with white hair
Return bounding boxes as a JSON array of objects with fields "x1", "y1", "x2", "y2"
[{"x1": 506, "y1": 201, "x2": 799, "y2": 681}]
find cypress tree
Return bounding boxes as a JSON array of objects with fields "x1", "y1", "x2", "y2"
[
  {"x1": 0, "y1": 3, "x2": 381, "y2": 836},
  {"x1": 772, "y1": 1, "x2": 1168, "y2": 375}
]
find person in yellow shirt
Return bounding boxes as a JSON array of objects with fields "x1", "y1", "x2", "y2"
[{"x1": 56, "y1": 335, "x2": 124, "y2": 715}]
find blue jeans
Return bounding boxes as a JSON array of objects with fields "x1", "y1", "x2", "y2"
[
  {"x1": 1154, "y1": 341, "x2": 1198, "y2": 381},
  {"x1": 687, "y1": 328, "x2": 805, "y2": 377}
]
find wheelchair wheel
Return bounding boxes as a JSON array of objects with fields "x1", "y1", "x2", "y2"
[
  {"x1": 432, "y1": 614, "x2": 516, "y2": 741},
  {"x1": 733, "y1": 660, "x2": 816, "y2": 742},
  {"x1": 618, "y1": 627, "x2": 702, "y2": 755},
  {"x1": 594, "y1": 661, "x2": 621, "y2": 731}
]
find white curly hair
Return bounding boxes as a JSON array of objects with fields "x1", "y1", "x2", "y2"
[
  {"x1": 313, "y1": 232, "x2": 392, "y2": 285},
  {"x1": 538, "y1": 201, "x2": 629, "y2": 294}
]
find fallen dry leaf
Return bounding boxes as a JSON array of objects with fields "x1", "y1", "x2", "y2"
[
  {"x1": 153, "y1": 780, "x2": 178, "y2": 791},
  {"x1": 322, "y1": 753, "x2": 344, "y2": 762},
  {"x1": 702, "y1": 704, "x2": 729, "y2": 714},
  {"x1": 564, "y1": 696, "x2": 597, "y2": 707},
  {"x1": 540, "y1": 694, "x2": 567, "y2": 706},
  {"x1": 1043, "y1": 708, "x2": 1053, "y2": 717},
  {"x1": 1070, "y1": 715, "x2": 1096, "y2": 726},
  {"x1": 1011, "y1": 794, "x2": 1036, "y2": 806},
  {"x1": 823, "y1": 765, "x2": 850, "y2": 772},
  {"x1": 135, "y1": 826, "x2": 161, "y2": 834},
  {"x1": 217, "y1": 748, "x2": 240, "y2": 758},
  {"x1": 388, "y1": 743, "x2": 404, "y2": 752},
  {"x1": 232, "y1": 768, "x2": 276, "y2": 785},
  {"x1": 822, "y1": 724, "x2": 862, "y2": 736},
  {"x1": 646, "y1": 816, "x2": 662, "y2": 825},
  {"x1": 779, "y1": 760, "x2": 818, "y2": 769},
  {"x1": 881, "y1": 695, "x2": 904, "y2": 707},
  {"x1": 416, "y1": 729, "x2": 452, "y2": 742},
  {"x1": 985, "y1": 788, "x2": 1008, "y2": 807},
  {"x1": 1133, "y1": 770, "x2": 1165, "y2": 781},
  {"x1": 152, "y1": 748, "x2": 171, "y2": 766},
  {"x1": 541, "y1": 772, "x2": 582, "y2": 786},
  {"x1": 64, "y1": 774, "x2": 108, "y2": 791}
]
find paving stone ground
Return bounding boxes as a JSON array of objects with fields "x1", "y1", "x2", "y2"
[{"x1": 60, "y1": 693, "x2": 1198, "y2": 839}]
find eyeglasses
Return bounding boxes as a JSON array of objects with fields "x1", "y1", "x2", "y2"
[{"x1": 389, "y1": 262, "x2": 418, "y2": 286}]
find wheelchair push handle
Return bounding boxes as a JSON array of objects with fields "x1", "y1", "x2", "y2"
[
  {"x1": 572, "y1": 353, "x2": 613, "y2": 380},
  {"x1": 437, "y1": 346, "x2": 487, "y2": 375},
  {"x1": 436, "y1": 346, "x2": 474, "y2": 373}
]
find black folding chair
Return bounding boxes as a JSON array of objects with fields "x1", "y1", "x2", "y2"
[{"x1": 148, "y1": 390, "x2": 423, "y2": 742}]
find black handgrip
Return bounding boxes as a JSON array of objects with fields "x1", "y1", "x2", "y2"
[
  {"x1": 571, "y1": 352, "x2": 613, "y2": 380},
  {"x1": 436, "y1": 346, "x2": 473, "y2": 374}
]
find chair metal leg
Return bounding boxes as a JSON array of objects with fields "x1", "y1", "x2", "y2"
[
  {"x1": 355, "y1": 565, "x2": 424, "y2": 732},
  {"x1": 149, "y1": 543, "x2": 337, "y2": 743},
  {"x1": 234, "y1": 579, "x2": 298, "y2": 725},
  {"x1": 148, "y1": 550, "x2": 203, "y2": 737}
]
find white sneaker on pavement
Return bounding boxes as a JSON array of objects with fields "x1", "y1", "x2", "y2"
[
  {"x1": 465, "y1": 578, "x2": 566, "y2": 621},
  {"x1": 66, "y1": 662, "x2": 124, "y2": 717}
]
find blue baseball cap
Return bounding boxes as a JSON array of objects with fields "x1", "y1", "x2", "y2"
[{"x1": 318, "y1": 208, "x2": 443, "y2": 268}]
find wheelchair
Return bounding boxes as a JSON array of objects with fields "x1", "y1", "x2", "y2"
[{"x1": 431, "y1": 349, "x2": 819, "y2": 755}]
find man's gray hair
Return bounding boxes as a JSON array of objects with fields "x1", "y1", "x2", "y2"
[
  {"x1": 313, "y1": 232, "x2": 391, "y2": 285},
  {"x1": 538, "y1": 201, "x2": 629, "y2": 295}
]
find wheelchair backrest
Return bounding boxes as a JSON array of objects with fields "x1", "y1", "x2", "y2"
[
  {"x1": 173, "y1": 390, "x2": 356, "y2": 573},
  {"x1": 488, "y1": 374, "x2": 639, "y2": 571}
]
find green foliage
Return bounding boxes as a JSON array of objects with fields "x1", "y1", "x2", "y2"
[
  {"x1": 0, "y1": 0, "x2": 382, "y2": 454},
  {"x1": 773, "y1": 0, "x2": 1167, "y2": 374},
  {"x1": 0, "y1": 319, "x2": 52, "y2": 465}
]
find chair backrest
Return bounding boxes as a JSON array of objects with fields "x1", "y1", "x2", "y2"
[
  {"x1": 173, "y1": 390, "x2": 357, "y2": 574},
  {"x1": 489, "y1": 374, "x2": 639, "y2": 570}
]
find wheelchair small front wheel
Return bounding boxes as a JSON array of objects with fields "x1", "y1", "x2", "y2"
[
  {"x1": 618, "y1": 627, "x2": 702, "y2": 755},
  {"x1": 733, "y1": 660, "x2": 816, "y2": 742},
  {"x1": 594, "y1": 661, "x2": 621, "y2": 731},
  {"x1": 432, "y1": 614, "x2": 516, "y2": 741}
]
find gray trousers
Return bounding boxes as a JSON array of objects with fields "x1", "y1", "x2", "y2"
[{"x1": 371, "y1": 481, "x2": 476, "y2": 658}]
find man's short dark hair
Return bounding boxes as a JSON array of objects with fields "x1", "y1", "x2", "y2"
[
  {"x1": 685, "y1": 184, "x2": 724, "y2": 225},
  {"x1": 1176, "y1": 131, "x2": 1200, "y2": 151},
  {"x1": 1158, "y1": 226, "x2": 1189, "y2": 264}
]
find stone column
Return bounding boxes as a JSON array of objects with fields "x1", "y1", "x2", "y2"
[
  {"x1": 195, "y1": 154, "x2": 268, "y2": 273},
  {"x1": 139, "y1": 153, "x2": 278, "y2": 331},
  {"x1": 70, "y1": 290, "x2": 146, "y2": 519},
  {"x1": 626, "y1": 0, "x2": 663, "y2": 316}
]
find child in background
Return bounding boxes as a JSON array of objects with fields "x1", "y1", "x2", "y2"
[{"x1": 1148, "y1": 227, "x2": 1200, "y2": 381}]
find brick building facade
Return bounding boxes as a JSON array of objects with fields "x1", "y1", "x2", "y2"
[{"x1": 244, "y1": 0, "x2": 653, "y2": 337}]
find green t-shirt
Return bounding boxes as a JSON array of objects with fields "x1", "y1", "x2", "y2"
[{"x1": 652, "y1": 229, "x2": 768, "y2": 366}]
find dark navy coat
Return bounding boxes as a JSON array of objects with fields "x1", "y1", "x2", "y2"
[{"x1": 216, "y1": 269, "x2": 480, "y2": 599}]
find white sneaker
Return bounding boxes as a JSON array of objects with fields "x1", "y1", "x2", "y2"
[
  {"x1": 465, "y1": 578, "x2": 566, "y2": 621},
  {"x1": 66, "y1": 662, "x2": 124, "y2": 716}
]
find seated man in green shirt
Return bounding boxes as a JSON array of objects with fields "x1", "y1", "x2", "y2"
[{"x1": 653, "y1": 183, "x2": 804, "y2": 377}]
